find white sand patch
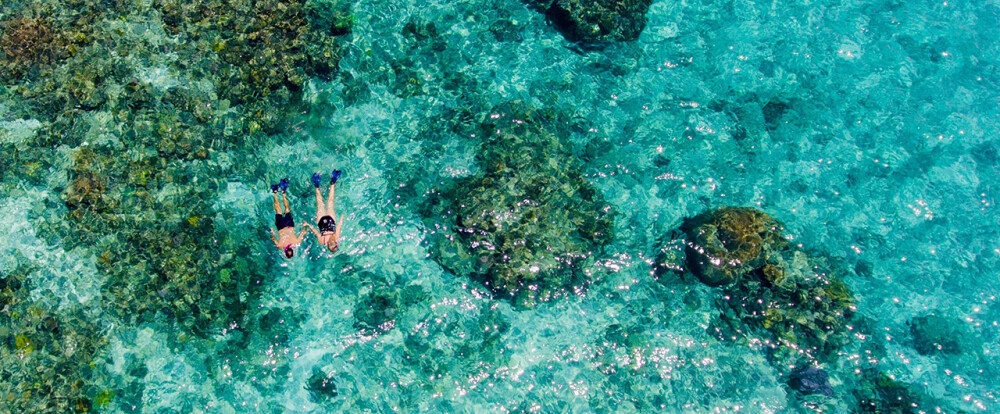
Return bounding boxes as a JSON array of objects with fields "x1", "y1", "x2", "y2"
[
  {"x1": 0, "y1": 190, "x2": 105, "y2": 310},
  {"x1": 0, "y1": 118, "x2": 43, "y2": 144}
]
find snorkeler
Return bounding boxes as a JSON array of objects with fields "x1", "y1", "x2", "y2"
[
  {"x1": 306, "y1": 170, "x2": 346, "y2": 254},
  {"x1": 269, "y1": 178, "x2": 307, "y2": 259}
]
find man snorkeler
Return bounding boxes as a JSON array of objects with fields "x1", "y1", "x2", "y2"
[
  {"x1": 306, "y1": 170, "x2": 345, "y2": 254},
  {"x1": 269, "y1": 178, "x2": 308, "y2": 259}
]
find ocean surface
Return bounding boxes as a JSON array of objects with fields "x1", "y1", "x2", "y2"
[{"x1": 1, "y1": 0, "x2": 998, "y2": 412}]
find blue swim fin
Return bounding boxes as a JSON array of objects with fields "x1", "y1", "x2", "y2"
[
  {"x1": 312, "y1": 172, "x2": 322, "y2": 188},
  {"x1": 331, "y1": 170, "x2": 342, "y2": 184},
  {"x1": 279, "y1": 177, "x2": 290, "y2": 192},
  {"x1": 271, "y1": 183, "x2": 279, "y2": 193}
]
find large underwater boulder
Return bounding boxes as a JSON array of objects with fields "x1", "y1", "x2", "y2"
[
  {"x1": 529, "y1": 0, "x2": 654, "y2": 43},
  {"x1": 681, "y1": 206, "x2": 787, "y2": 287},
  {"x1": 424, "y1": 101, "x2": 615, "y2": 306}
]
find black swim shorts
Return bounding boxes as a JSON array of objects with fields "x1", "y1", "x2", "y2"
[{"x1": 275, "y1": 213, "x2": 294, "y2": 230}]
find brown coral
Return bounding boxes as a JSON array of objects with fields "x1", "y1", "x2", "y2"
[
  {"x1": 65, "y1": 173, "x2": 106, "y2": 209},
  {"x1": 682, "y1": 207, "x2": 786, "y2": 286},
  {"x1": 0, "y1": 17, "x2": 57, "y2": 79}
]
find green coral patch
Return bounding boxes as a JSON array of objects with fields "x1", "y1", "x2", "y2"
[
  {"x1": 424, "y1": 101, "x2": 615, "y2": 306},
  {"x1": 666, "y1": 207, "x2": 856, "y2": 369}
]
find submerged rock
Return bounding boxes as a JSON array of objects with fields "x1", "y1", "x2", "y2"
[
  {"x1": 401, "y1": 301, "x2": 511, "y2": 376},
  {"x1": 351, "y1": 281, "x2": 426, "y2": 336},
  {"x1": 306, "y1": 367, "x2": 339, "y2": 402},
  {"x1": 424, "y1": 102, "x2": 614, "y2": 306},
  {"x1": 854, "y1": 369, "x2": 924, "y2": 413},
  {"x1": 384, "y1": 16, "x2": 480, "y2": 101},
  {"x1": 789, "y1": 365, "x2": 834, "y2": 397},
  {"x1": 489, "y1": 19, "x2": 523, "y2": 43},
  {"x1": 681, "y1": 207, "x2": 786, "y2": 286},
  {"x1": 354, "y1": 287, "x2": 399, "y2": 335},
  {"x1": 529, "y1": 0, "x2": 654, "y2": 43},
  {"x1": 909, "y1": 313, "x2": 978, "y2": 356}
]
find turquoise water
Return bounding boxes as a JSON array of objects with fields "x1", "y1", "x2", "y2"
[{"x1": 1, "y1": 0, "x2": 998, "y2": 412}]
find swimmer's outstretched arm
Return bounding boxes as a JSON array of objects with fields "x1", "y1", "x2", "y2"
[
  {"x1": 305, "y1": 223, "x2": 321, "y2": 240},
  {"x1": 297, "y1": 226, "x2": 309, "y2": 241},
  {"x1": 334, "y1": 214, "x2": 346, "y2": 242},
  {"x1": 269, "y1": 228, "x2": 278, "y2": 246}
]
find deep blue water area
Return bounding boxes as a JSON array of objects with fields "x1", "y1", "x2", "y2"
[{"x1": 1, "y1": 0, "x2": 998, "y2": 412}]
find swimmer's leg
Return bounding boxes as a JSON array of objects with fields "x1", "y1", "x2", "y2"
[
  {"x1": 326, "y1": 181, "x2": 336, "y2": 217},
  {"x1": 281, "y1": 191, "x2": 291, "y2": 214},
  {"x1": 315, "y1": 185, "x2": 326, "y2": 219}
]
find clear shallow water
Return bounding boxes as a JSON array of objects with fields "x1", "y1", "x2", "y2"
[{"x1": 2, "y1": 0, "x2": 998, "y2": 412}]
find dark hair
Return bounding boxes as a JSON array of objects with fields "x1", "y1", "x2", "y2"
[{"x1": 284, "y1": 246, "x2": 294, "y2": 259}]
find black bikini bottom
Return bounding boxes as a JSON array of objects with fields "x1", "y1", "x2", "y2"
[{"x1": 318, "y1": 215, "x2": 336, "y2": 233}]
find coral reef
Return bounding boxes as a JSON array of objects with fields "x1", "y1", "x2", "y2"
[
  {"x1": 725, "y1": 250, "x2": 856, "y2": 364},
  {"x1": 55, "y1": 140, "x2": 270, "y2": 338},
  {"x1": 400, "y1": 301, "x2": 510, "y2": 378},
  {"x1": 354, "y1": 288, "x2": 398, "y2": 334},
  {"x1": 0, "y1": 0, "x2": 354, "y2": 337},
  {"x1": 0, "y1": 0, "x2": 352, "y2": 409},
  {"x1": 528, "y1": 0, "x2": 653, "y2": 43},
  {"x1": 489, "y1": 19, "x2": 523, "y2": 43},
  {"x1": 665, "y1": 208, "x2": 961, "y2": 409},
  {"x1": 424, "y1": 101, "x2": 615, "y2": 306},
  {"x1": 681, "y1": 206, "x2": 787, "y2": 287},
  {"x1": 0, "y1": 17, "x2": 59, "y2": 79},
  {"x1": 384, "y1": 16, "x2": 481, "y2": 101},
  {"x1": 704, "y1": 248, "x2": 856, "y2": 368},
  {"x1": 1, "y1": 265, "x2": 105, "y2": 412},
  {"x1": 157, "y1": 0, "x2": 348, "y2": 110},
  {"x1": 312, "y1": 293, "x2": 511, "y2": 411},
  {"x1": 663, "y1": 207, "x2": 855, "y2": 373}
]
